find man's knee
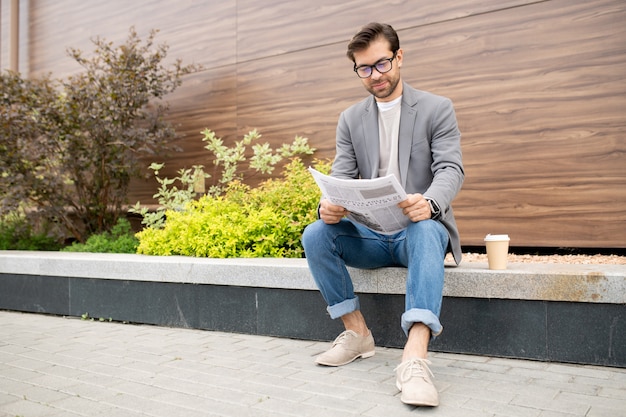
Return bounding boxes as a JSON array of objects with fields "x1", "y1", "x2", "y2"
[
  {"x1": 406, "y1": 220, "x2": 449, "y2": 250},
  {"x1": 302, "y1": 220, "x2": 326, "y2": 252},
  {"x1": 406, "y1": 219, "x2": 440, "y2": 236},
  {"x1": 301, "y1": 222, "x2": 315, "y2": 251}
]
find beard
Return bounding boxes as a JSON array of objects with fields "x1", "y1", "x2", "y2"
[{"x1": 364, "y1": 72, "x2": 401, "y2": 100}]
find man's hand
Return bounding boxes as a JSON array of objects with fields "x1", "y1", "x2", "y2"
[
  {"x1": 398, "y1": 193, "x2": 432, "y2": 222},
  {"x1": 319, "y1": 199, "x2": 348, "y2": 224}
]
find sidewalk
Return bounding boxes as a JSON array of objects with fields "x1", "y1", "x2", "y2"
[{"x1": 1, "y1": 311, "x2": 624, "y2": 417}]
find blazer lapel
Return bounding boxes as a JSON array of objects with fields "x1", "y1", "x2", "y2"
[
  {"x1": 361, "y1": 96, "x2": 379, "y2": 179},
  {"x1": 398, "y1": 84, "x2": 418, "y2": 188}
]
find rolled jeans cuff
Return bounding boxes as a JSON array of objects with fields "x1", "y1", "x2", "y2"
[
  {"x1": 327, "y1": 296, "x2": 360, "y2": 319},
  {"x1": 401, "y1": 308, "x2": 443, "y2": 341}
]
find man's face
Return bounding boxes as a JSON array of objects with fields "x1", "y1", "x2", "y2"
[{"x1": 353, "y1": 38, "x2": 403, "y2": 102}]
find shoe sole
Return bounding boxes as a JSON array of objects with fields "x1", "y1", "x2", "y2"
[
  {"x1": 396, "y1": 381, "x2": 439, "y2": 407},
  {"x1": 315, "y1": 349, "x2": 375, "y2": 367},
  {"x1": 399, "y1": 395, "x2": 439, "y2": 407}
]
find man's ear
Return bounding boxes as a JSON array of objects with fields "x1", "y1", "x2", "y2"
[{"x1": 396, "y1": 48, "x2": 404, "y2": 67}]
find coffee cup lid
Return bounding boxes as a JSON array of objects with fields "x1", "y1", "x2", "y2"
[{"x1": 484, "y1": 234, "x2": 510, "y2": 241}]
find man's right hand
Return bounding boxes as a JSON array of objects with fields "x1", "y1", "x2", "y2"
[{"x1": 319, "y1": 199, "x2": 348, "y2": 224}]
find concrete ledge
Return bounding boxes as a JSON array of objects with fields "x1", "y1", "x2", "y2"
[
  {"x1": 1, "y1": 251, "x2": 625, "y2": 367},
  {"x1": 1, "y1": 251, "x2": 624, "y2": 304}
]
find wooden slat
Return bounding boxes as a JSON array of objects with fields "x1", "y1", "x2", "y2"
[
  {"x1": 27, "y1": 0, "x2": 236, "y2": 79},
  {"x1": 235, "y1": 0, "x2": 539, "y2": 62}
]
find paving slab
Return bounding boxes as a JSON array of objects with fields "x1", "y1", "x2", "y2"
[{"x1": 1, "y1": 311, "x2": 625, "y2": 417}]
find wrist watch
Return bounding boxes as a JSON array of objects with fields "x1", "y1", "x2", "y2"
[{"x1": 426, "y1": 198, "x2": 441, "y2": 220}]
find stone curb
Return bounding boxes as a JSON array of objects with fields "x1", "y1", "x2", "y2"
[{"x1": 1, "y1": 251, "x2": 624, "y2": 304}]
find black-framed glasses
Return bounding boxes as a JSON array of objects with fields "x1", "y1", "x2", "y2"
[{"x1": 353, "y1": 52, "x2": 397, "y2": 78}]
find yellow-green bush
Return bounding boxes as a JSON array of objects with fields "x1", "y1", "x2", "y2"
[{"x1": 136, "y1": 158, "x2": 330, "y2": 257}]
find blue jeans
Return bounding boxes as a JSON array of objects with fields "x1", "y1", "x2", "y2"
[{"x1": 302, "y1": 218, "x2": 449, "y2": 339}]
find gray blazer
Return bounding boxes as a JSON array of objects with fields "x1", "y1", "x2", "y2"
[{"x1": 332, "y1": 82, "x2": 465, "y2": 264}]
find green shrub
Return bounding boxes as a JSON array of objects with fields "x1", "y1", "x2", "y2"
[
  {"x1": 136, "y1": 158, "x2": 330, "y2": 258},
  {"x1": 129, "y1": 129, "x2": 316, "y2": 230},
  {"x1": 62, "y1": 218, "x2": 138, "y2": 253},
  {"x1": 0, "y1": 210, "x2": 62, "y2": 251}
]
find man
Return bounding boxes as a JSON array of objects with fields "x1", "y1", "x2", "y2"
[{"x1": 301, "y1": 22, "x2": 464, "y2": 407}]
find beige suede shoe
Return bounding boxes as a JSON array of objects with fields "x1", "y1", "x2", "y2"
[
  {"x1": 315, "y1": 330, "x2": 375, "y2": 366},
  {"x1": 395, "y1": 358, "x2": 439, "y2": 406}
]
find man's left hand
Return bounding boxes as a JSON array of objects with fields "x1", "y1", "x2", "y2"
[{"x1": 398, "y1": 193, "x2": 432, "y2": 222}]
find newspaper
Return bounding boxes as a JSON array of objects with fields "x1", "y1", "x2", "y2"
[{"x1": 309, "y1": 167, "x2": 410, "y2": 234}]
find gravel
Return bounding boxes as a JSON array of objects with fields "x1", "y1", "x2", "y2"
[{"x1": 455, "y1": 252, "x2": 626, "y2": 265}]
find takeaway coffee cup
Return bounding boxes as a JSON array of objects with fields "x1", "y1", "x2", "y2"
[{"x1": 484, "y1": 234, "x2": 510, "y2": 270}]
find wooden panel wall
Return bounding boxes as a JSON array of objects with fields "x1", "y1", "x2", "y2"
[{"x1": 13, "y1": 0, "x2": 626, "y2": 248}]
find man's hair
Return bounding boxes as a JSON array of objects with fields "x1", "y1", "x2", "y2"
[{"x1": 346, "y1": 22, "x2": 400, "y2": 62}]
